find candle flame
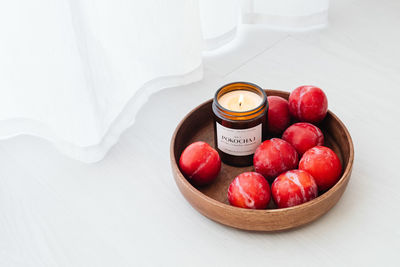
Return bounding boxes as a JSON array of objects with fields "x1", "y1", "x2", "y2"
[{"x1": 238, "y1": 94, "x2": 244, "y2": 107}]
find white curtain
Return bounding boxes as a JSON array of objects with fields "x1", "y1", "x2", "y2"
[{"x1": 0, "y1": 0, "x2": 329, "y2": 162}]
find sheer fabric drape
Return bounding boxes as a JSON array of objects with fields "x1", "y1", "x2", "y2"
[{"x1": 0, "y1": 0, "x2": 328, "y2": 162}]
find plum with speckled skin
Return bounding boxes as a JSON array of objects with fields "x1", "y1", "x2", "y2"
[
  {"x1": 267, "y1": 96, "x2": 291, "y2": 135},
  {"x1": 228, "y1": 172, "x2": 271, "y2": 209},
  {"x1": 282, "y1": 122, "x2": 324, "y2": 156},
  {"x1": 271, "y1": 169, "x2": 318, "y2": 208},
  {"x1": 299, "y1": 146, "x2": 342, "y2": 192},
  {"x1": 179, "y1": 141, "x2": 221, "y2": 186},
  {"x1": 289, "y1": 85, "x2": 328, "y2": 123},
  {"x1": 253, "y1": 138, "x2": 299, "y2": 182}
]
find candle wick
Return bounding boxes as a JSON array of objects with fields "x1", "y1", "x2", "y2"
[{"x1": 238, "y1": 94, "x2": 244, "y2": 108}]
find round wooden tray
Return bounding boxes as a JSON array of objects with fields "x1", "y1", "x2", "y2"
[{"x1": 170, "y1": 90, "x2": 354, "y2": 231}]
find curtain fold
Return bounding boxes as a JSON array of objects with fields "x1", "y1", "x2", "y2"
[{"x1": 0, "y1": 0, "x2": 329, "y2": 162}]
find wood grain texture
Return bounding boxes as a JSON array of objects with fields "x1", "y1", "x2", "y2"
[{"x1": 171, "y1": 90, "x2": 354, "y2": 231}]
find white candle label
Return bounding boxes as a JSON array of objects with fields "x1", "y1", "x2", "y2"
[{"x1": 216, "y1": 122, "x2": 262, "y2": 156}]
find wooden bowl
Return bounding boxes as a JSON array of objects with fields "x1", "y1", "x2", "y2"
[{"x1": 170, "y1": 90, "x2": 354, "y2": 231}]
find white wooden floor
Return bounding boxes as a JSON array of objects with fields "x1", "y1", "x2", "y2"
[{"x1": 1, "y1": 0, "x2": 399, "y2": 266}]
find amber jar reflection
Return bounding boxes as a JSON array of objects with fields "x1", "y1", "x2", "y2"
[{"x1": 212, "y1": 82, "x2": 268, "y2": 166}]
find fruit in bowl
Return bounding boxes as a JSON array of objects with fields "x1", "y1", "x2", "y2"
[
  {"x1": 266, "y1": 96, "x2": 291, "y2": 135},
  {"x1": 228, "y1": 172, "x2": 271, "y2": 209},
  {"x1": 271, "y1": 170, "x2": 318, "y2": 208},
  {"x1": 179, "y1": 141, "x2": 221, "y2": 186},
  {"x1": 253, "y1": 138, "x2": 299, "y2": 183},
  {"x1": 282, "y1": 122, "x2": 324, "y2": 156},
  {"x1": 289, "y1": 85, "x2": 328, "y2": 124},
  {"x1": 299, "y1": 146, "x2": 342, "y2": 192}
]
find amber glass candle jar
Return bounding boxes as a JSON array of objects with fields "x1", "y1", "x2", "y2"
[{"x1": 212, "y1": 82, "x2": 268, "y2": 166}]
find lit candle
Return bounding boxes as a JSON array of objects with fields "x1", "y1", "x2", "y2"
[
  {"x1": 218, "y1": 90, "x2": 263, "y2": 112},
  {"x1": 212, "y1": 82, "x2": 268, "y2": 166}
]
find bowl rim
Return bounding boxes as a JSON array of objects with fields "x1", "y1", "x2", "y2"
[{"x1": 170, "y1": 89, "x2": 354, "y2": 214}]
